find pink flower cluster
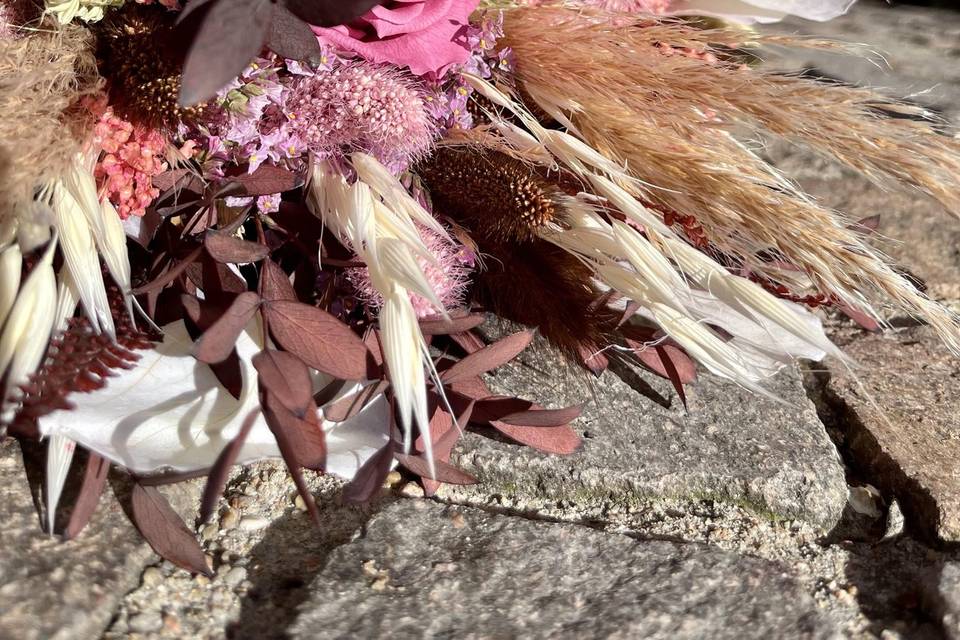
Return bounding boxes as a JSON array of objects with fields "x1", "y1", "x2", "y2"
[
  {"x1": 347, "y1": 225, "x2": 474, "y2": 318},
  {"x1": 285, "y1": 62, "x2": 437, "y2": 173},
  {"x1": 93, "y1": 109, "x2": 168, "y2": 219},
  {"x1": 587, "y1": 0, "x2": 672, "y2": 12}
]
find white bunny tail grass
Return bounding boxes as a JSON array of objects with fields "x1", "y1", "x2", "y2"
[
  {"x1": 307, "y1": 158, "x2": 452, "y2": 468},
  {"x1": 498, "y1": 6, "x2": 960, "y2": 352},
  {"x1": 0, "y1": 236, "x2": 58, "y2": 422}
]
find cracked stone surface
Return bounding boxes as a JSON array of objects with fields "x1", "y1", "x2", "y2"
[
  {"x1": 445, "y1": 347, "x2": 847, "y2": 532},
  {"x1": 821, "y1": 327, "x2": 960, "y2": 542},
  {"x1": 289, "y1": 501, "x2": 840, "y2": 640},
  {"x1": 0, "y1": 439, "x2": 198, "y2": 640},
  {"x1": 925, "y1": 562, "x2": 960, "y2": 640}
]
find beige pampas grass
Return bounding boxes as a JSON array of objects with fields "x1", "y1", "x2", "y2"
[
  {"x1": 500, "y1": 6, "x2": 960, "y2": 350},
  {"x1": 0, "y1": 21, "x2": 100, "y2": 241}
]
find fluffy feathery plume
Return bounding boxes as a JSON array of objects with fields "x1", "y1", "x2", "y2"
[
  {"x1": 0, "y1": 21, "x2": 100, "y2": 244},
  {"x1": 463, "y1": 72, "x2": 841, "y2": 388},
  {"x1": 499, "y1": 6, "x2": 960, "y2": 350},
  {"x1": 286, "y1": 62, "x2": 438, "y2": 173},
  {"x1": 347, "y1": 224, "x2": 473, "y2": 318}
]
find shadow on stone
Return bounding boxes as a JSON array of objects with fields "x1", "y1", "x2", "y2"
[{"x1": 227, "y1": 493, "x2": 398, "y2": 640}]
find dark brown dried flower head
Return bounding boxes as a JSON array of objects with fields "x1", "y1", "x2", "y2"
[
  {"x1": 418, "y1": 146, "x2": 564, "y2": 243},
  {"x1": 97, "y1": 5, "x2": 205, "y2": 129}
]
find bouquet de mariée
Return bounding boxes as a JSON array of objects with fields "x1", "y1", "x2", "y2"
[{"x1": 2, "y1": 0, "x2": 959, "y2": 573}]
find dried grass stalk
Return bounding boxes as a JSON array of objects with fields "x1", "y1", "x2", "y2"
[
  {"x1": 502, "y1": 6, "x2": 960, "y2": 349},
  {"x1": 0, "y1": 21, "x2": 101, "y2": 234}
]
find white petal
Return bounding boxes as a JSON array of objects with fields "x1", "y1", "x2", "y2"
[
  {"x1": 45, "y1": 435, "x2": 76, "y2": 534},
  {"x1": 38, "y1": 320, "x2": 390, "y2": 477},
  {"x1": 0, "y1": 244, "x2": 22, "y2": 328},
  {"x1": 671, "y1": 0, "x2": 854, "y2": 23}
]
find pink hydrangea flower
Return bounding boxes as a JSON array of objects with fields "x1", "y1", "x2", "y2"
[
  {"x1": 311, "y1": 0, "x2": 481, "y2": 78},
  {"x1": 347, "y1": 225, "x2": 473, "y2": 318},
  {"x1": 93, "y1": 109, "x2": 168, "y2": 219}
]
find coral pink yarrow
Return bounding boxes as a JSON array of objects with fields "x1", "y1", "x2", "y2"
[{"x1": 93, "y1": 109, "x2": 168, "y2": 219}]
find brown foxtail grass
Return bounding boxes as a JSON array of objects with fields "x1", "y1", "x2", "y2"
[
  {"x1": 0, "y1": 21, "x2": 101, "y2": 235},
  {"x1": 501, "y1": 5, "x2": 960, "y2": 350}
]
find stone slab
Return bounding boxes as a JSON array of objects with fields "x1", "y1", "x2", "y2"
[
  {"x1": 0, "y1": 439, "x2": 198, "y2": 640},
  {"x1": 444, "y1": 338, "x2": 846, "y2": 531},
  {"x1": 823, "y1": 326, "x2": 960, "y2": 541},
  {"x1": 291, "y1": 500, "x2": 841, "y2": 639}
]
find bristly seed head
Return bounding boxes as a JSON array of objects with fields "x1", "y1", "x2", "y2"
[
  {"x1": 97, "y1": 5, "x2": 205, "y2": 130},
  {"x1": 418, "y1": 146, "x2": 564, "y2": 243}
]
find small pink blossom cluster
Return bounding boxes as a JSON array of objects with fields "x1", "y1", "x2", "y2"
[
  {"x1": 134, "y1": 0, "x2": 181, "y2": 10},
  {"x1": 93, "y1": 109, "x2": 168, "y2": 219},
  {"x1": 285, "y1": 62, "x2": 437, "y2": 173},
  {"x1": 588, "y1": 0, "x2": 672, "y2": 13},
  {"x1": 348, "y1": 226, "x2": 474, "y2": 318}
]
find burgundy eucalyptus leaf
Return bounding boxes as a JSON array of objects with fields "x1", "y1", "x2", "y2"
[
  {"x1": 185, "y1": 259, "x2": 248, "y2": 295},
  {"x1": 363, "y1": 329, "x2": 384, "y2": 378},
  {"x1": 448, "y1": 376, "x2": 493, "y2": 402},
  {"x1": 627, "y1": 339, "x2": 697, "y2": 385},
  {"x1": 253, "y1": 349, "x2": 312, "y2": 416},
  {"x1": 153, "y1": 168, "x2": 196, "y2": 192},
  {"x1": 449, "y1": 330, "x2": 486, "y2": 355},
  {"x1": 394, "y1": 453, "x2": 476, "y2": 485},
  {"x1": 204, "y1": 230, "x2": 270, "y2": 264},
  {"x1": 64, "y1": 453, "x2": 110, "y2": 540},
  {"x1": 220, "y1": 164, "x2": 301, "y2": 197},
  {"x1": 260, "y1": 259, "x2": 297, "y2": 302},
  {"x1": 851, "y1": 214, "x2": 881, "y2": 233},
  {"x1": 260, "y1": 391, "x2": 323, "y2": 526},
  {"x1": 262, "y1": 391, "x2": 326, "y2": 471},
  {"x1": 418, "y1": 312, "x2": 485, "y2": 335},
  {"x1": 130, "y1": 484, "x2": 212, "y2": 576},
  {"x1": 497, "y1": 405, "x2": 583, "y2": 428},
  {"x1": 837, "y1": 303, "x2": 882, "y2": 332},
  {"x1": 341, "y1": 442, "x2": 394, "y2": 504},
  {"x1": 440, "y1": 330, "x2": 533, "y2": 383},
  {"x1": 282, "y1": 0, "x2": 384, "y2": 28},
  {"x1": 199, "y1": 409, "x2": 259, "y2": 523},
  {"x1": 263, "y1": 300, "x2": 369, "y2": 380},
  {"x1": 314, "y1": 378, "x2": 347, "y2": 407},
  {"x1": 322, "y1": 380, "x2": 389, "y2": 422},
  {"x1": 490, "y1": 421, "x2": 582, "y2": 455},
  {"x1": 179, "y1": 0, "x2": 273, "y2": 107},
  {"x1": 192, "y1": 292, "x2": 262, "y2": 364},
  {"x1": 132, "y1": 246, "x2": 204, "y2": 295},
  {"x1": 267, "y1": 5, "x2": 322, "y2": 61},
  {"x1": 579, "y1": 345, "x2": 608, "y2": 376},
  {"x1": 472, "y1": 396, "x2": 533, "y2": 423}
]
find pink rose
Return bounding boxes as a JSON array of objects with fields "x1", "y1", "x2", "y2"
[{"x1": 312, "y1": 0, "x2": 480, "y2": 78}]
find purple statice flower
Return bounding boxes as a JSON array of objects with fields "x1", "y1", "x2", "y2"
[
  {"x1": 284, "y1": 60, "x2": 438, "y2": 173},
  {"x1": 424, "y1": 10, "x2": 513, "y2": 133}
]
